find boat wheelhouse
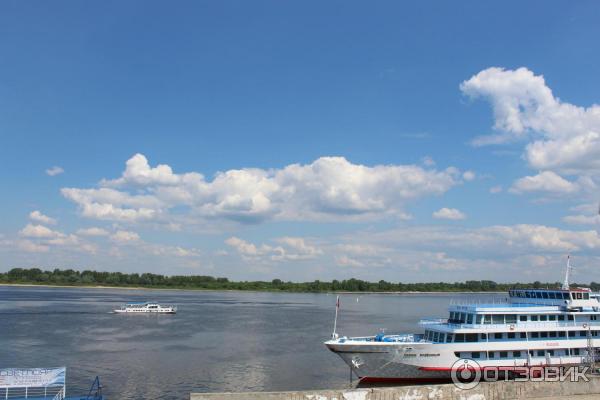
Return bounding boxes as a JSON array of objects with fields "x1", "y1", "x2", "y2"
[
  {"x1": 114, "y1": 302, "x2": 177, "y2": 314},
  {"x1": 325, "y1": 259, "x2": 600, "y2": 383}
]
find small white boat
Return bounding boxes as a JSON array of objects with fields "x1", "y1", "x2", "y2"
[{"x1": 114, "y1": 302, "x2": 177, "y2": 314}]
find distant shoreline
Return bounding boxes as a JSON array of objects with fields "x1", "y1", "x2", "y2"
[{"x1": 0, "y1": 283, "x2": 507, "y2": 294}]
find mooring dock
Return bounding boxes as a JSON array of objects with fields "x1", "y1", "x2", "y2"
[{"x1": 190, "y1": 375, "x2": 600, "y2": 400}]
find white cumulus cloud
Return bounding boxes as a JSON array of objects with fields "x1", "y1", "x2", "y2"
[
  {"x1": 461, "y1": 66, "x2": 600, "y2": 222},
  {"x1": 110, "y1": 230, "x2": 140, "y2": 243},
  {"x1": 510, "y1": 171, "x2": 579, "y2": 194},
  {"x1": 432, "y1": 208, "x2": 466, "y2": 220},
  {"x1": 77, "y1": 227, "x2": 110, "y2": 236},
  {"x1": 29, "y1": 210, "x2": 57, "y2": 225},
  {"x1": 62, "y1": 153, "x2": 469, "y2": 226},
  {"x1": 46, "y1": 166, "x2": 64, "y2": 176},
  {"x1": 462, "y1": 67, "x2": 600, "y2": 176},
  {"x1": 225, "y1": 236, "x2": 321, "y2": 262},
  {"x1": 19, "y1": 224, "x2": 64, "y2": 239}
]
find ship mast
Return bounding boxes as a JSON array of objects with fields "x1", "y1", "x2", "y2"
[{"x1": 562, "y1": 255, "x2": 573, "y2": 290}]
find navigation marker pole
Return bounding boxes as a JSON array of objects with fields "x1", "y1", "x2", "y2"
[{"x1": 332, "y1": 295, "x2": 340, "y2": 339}]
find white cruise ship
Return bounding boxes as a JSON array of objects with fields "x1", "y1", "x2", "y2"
[
  {"x1": 114, "y1": 302, "x2": 177, "y2": 314},
  {"x1": 325, "y1": 259, "x2": 600, "y2": 383}
]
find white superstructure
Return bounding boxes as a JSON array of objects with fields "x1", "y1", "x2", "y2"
[
  {"x1": 114, "y1": 302, "x2": 177, "y2": 314},
  {"x1": 325, "y1": 262, "x2": 600, "y2": 383}
]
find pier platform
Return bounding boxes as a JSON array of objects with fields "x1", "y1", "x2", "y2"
[{"x1": 191, "y1": 375, "x2": 600, "y2": 400}]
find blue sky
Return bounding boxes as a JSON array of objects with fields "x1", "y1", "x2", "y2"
[{"x1": 2, "y1": 1, "x2": 600, "y2": 282}]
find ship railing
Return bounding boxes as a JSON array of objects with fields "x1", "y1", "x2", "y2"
[
  {"x1": 419, "y1": 318, "x2": 448, "y2": 325},
  {"x1": 0, "y1": 386, "x2": 64, "y2": 399},
  {"x1": 52, "y1": 387, "x2": 65, "y2": 400},
  {"x1": 420, "y1": 319, "x2": 600, "y2": 330},
  {"x1": 342, "y1": 333, "x2": 424, "y2": 343}
]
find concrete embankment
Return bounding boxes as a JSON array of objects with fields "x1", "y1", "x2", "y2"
[{"x1": 191, "y1": 377, "x2": 600, "y2": 400}]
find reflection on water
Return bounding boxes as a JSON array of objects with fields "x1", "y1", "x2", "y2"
[{"x1": 0, "y1": 286, "x2": 500, "y2": 399}]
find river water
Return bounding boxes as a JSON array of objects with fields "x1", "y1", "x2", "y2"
[{"x1": 0, "y1": 286, "x2": 501, "y2": 399}]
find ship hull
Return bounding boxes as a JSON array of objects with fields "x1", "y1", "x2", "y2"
[
  {"x1": 325, "y1": 338, "x2": 592, "y2": 382},
  {"x1": 326, "y1": 341, "x2": 452, "y2": 381}
]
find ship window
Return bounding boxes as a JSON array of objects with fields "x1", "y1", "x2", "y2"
[
  {"x1": 519, "y1": 315, "x2": 527, "y2": 322},
  {"x1": 537, "y1": 350, "x2": 545, "y2": 357},
  {"x1": 549, "y1": 292, "x2": 556, "y2": 299},
  {"x1": 446, "y1": 334, "x2": 453, "y2": 343},
  {"x1": 531, "y1": 315, "x2": 539, "y2": 321},
  {"x1": 480, "y1": 333, "x2": 487, "y2": 340},
  {"x1": 508, "y1": 332, "x2": 515, "y2": 339},
  {"x1": 484, "y1": 315, "x2": 492, "y2": 324},
  {"x1": 499, "y1": 351, "x2": 508, "y2": 358},
  {"x1": 455, "y1": 334, "x2": 465, "y2": 343},
  {"x1": 494, "y1": 333, "x2": 503, "y2": 339},
  {"x1": 529, "y1": 350, "x2": 534, "y2": 356},
  {"x1": 577, "y1": 293, "x2": 583, "y2": 300},
  {"x1": 542, "y1": 292, "x2": 549, "y2": 299},
  {"x1": 476, "y1": 315, "x2": 484, "y2": 324},
  {"x1": 531, "y1": 332, "x2": 539, "y2": 338},
  {"x1": 573, "y1": 348, "x2": 580, "y2": 356},
  {"x1": 520, "y1": 332, "x2": 526, "y2": 339},
  {"x1": 562, "y1": 293, "x2": 569, "y2": 299},
  {"x1": 489, "y1": 352, "x2": 495, "y2": 359},
  {"x1": 471, "y1": 352, "x2": 481, "y2": 359},
  {"x1": 466, "y1": 334, "x2": 478, "y2": 342},
  {"x1": 454, "y1": 352, "x2": 461, "y2": 358},
  {"x1": 540, "y1": 315, "x2": 548, "y2": 321},
  {"x1": 559, "y1": 331, "x2": 566, "y2": 337},
  {"x1": 580, "y1": 331, "x2": 587, "y2": 337},
  {"x1": 460, "y1": 313, "x2": 466, "y2": 323},
  {"x1": 558, "y1": 315, "x2": 565, "y2": 321},
  {"x1": 593, "y1": 331, "x2": 598, "y2": 337},
  {"x1": 467, "y1": 314, "x2": 473, "y2": 324},
  {"x1": 549, "y1": 315, "x2": 556, "y2": 321},
  {"x1": 506, "y1": 315, "x2": 517, "y2": 324},
  {"x1": 548, "y1": 350, "x2": 554, "y2": 356},
  {"x1": 439, "y1": 333, "x2": 446, "y2": 343},
  {"x1": 549, "y1": 332, "x2": 557, "y2": 338},
  {"x1": 591, "y1": 315, "x2": 597, "y2": 321},
  {"x1": 513, "y1": 351, "x2": 521, "y2": 357},
  {"x1": 568, "y1": 331, "x2": 575, "y2": 337},
  {"x1": 433, "y1": 332, "x2": 439, "y2": 342},
  {"x1": 492, "y1": 315, "x2": 503, "y2": 324},
  {"x1": 568, "y1": 315, "x2": 574, "y2": 321},
  {"x1": 584, "y1": 293, "x2": 590, "y2": 300},
  {"x1": 541, "y1": 332, "x2": 548, "y2": 338}
]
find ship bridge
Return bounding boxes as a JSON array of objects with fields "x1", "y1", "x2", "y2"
[{"x1": 508, "y1": 288, "x2": 600, "y2": 311}]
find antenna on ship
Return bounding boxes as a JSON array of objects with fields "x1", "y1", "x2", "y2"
[{"x1": 562, "y1": 255, "x2": 574, "y2": 290}]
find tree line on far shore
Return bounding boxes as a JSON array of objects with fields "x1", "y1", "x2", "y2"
[{"x1": 3, "y1": 267, "x2": 600, "y2": 292}]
